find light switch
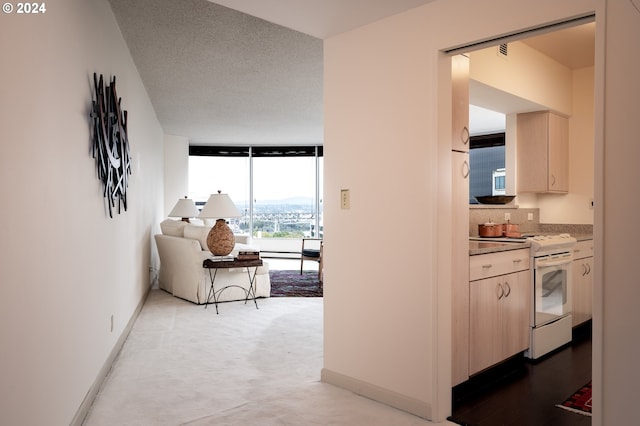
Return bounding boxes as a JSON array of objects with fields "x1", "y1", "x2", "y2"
[
  {"x1": 528, "y1": 213, "x2": 534, "y2": 221},
  {"x1": 341, "y1": 189, "x2": 350, "y2": 209}
]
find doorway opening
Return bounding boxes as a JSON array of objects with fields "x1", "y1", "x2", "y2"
[{"x1": 447, "y1": 15, "x2": 596, "y2": 424}]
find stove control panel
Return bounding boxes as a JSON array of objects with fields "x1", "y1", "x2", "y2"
[{"x1": 528, "y1": 234, "x2": 577, "y2": 255}]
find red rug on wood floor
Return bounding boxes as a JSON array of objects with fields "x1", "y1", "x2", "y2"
[{"x1": 556, "y1": 381, "x2": 592, "y2": 416}]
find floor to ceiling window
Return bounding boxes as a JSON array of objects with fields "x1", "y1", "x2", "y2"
[
  {"x1": 252, "y1": 147, "x2": 322, "y2": 238},
  {"x1": 188, "y1": 145, "x2": 323, "y2": 255}
]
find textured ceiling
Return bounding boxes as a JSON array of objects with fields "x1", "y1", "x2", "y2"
[{"x1": 108, "y1": 0, "x2": 324, "y2": 145}]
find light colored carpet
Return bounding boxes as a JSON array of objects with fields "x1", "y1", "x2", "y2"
[{"x1": 83, "y1": 290, "x2": 452, "y2": 425}]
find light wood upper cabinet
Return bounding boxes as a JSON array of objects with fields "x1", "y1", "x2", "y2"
[
  {"x1": 451, "y1": 54, "x2": 470, "y2": 152},
  {"x1": 517, "y1": 111, "x2": 569, "y2": 193}
]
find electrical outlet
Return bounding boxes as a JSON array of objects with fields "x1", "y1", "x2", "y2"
[
  {"x1": 528, "y1": 213, "x2": 534, "y2": 221},
  {"x1": 504, "y1": 212, "x2": 511, "y2": 221}
]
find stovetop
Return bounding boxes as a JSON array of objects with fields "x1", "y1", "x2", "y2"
[{"x1": 470, "y1": 233, "x2": 577, "y2": 254}]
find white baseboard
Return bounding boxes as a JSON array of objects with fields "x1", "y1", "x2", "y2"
[
  {"x1": 320, "y1": 368, "x2": 432, "y2": 421},
  {"x1": 70, "y1": 285, "x2": 152, "y2": 426}
]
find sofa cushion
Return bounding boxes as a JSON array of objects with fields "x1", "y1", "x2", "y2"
[
  {"x1": 160, "y1": 219, "x2": 187, "y2": 237},
  {"x1": 183, "y1": 224, "x2": 212, "y2": 250}
]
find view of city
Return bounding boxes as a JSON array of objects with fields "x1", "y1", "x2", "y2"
[
  {"x1": 196, "y1": 197, "x2": 323, "y2": 239},
  {"x1": 189, "y1": 152, "x2": 323, "y2": 240}
]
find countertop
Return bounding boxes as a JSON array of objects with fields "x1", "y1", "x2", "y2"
[
  {"x1": 469, "y1": 240, "x2": 530, "y2": 255},
  {"x1": 469, "y1": 234, "x2": 593, "y2": 255}
]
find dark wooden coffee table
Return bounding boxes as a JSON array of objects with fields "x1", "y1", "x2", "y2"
[{"x1": 202, "y1": 258, "x2": 263, "y2": 314}]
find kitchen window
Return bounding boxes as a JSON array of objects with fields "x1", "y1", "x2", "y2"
[{"x1": 469, "y1": 132, "x2": 506, "y2": 204}]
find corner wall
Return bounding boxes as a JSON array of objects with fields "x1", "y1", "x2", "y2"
[
  {"x1": 594, "y1": 1, "x2": 640, "y2": 424},
  {"x1": 0, "y1": 1, "x2": 164, "y2": 424},
  {"x1": 322, "y1": 0, "x2": 595, "y2": 421}
]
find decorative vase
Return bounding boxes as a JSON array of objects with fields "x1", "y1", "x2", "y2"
[{"x1": 207, "y1": 219, "x2": 235, "y2": 256}]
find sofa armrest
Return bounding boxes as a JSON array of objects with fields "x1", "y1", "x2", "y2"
[{"x1": 234, "y1": 235, "x2": 250, "y2": 244}]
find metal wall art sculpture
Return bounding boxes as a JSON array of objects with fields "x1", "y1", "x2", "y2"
[{"x1": 90, "y1": 73, "x2": 132, "y2": 218}]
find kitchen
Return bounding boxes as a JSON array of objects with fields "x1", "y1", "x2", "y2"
[{"x1": 450, "y1": 20, "x2": 595, "y2": 423}]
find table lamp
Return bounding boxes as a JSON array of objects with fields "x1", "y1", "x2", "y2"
[
  {"x1": 168, "y1": 196, "x2": 200, "y2": 222},
  {"x1": 198, "y1": 191, "x2": 241, "y2": 256}
]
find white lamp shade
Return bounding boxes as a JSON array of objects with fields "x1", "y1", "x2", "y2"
[
  {"x1": 168, "y1": 197, "x2": 200, "y2": 218},
  {"x1": 198, "y1": 192, "x2": 241, "y2": 219}
]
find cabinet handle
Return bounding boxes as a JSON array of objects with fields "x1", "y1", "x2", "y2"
[
  {"x1": 582, "y1": 264, "x2": 587, "y2": 276},
  {"x1": 586, "y1": 263, "x2": 591, "y2": 275},
  {"x1": 462, "y1": 126, "x2": 470, "y2": 145},
  {"x1": 504, "y1": 282, "x2": 511, "y2": 297},
  {"x1": 551, "y1": 174, "x2": 556, "y2": 187},
  {"x1": 482, "y1": 264, "x2": 493, "y2": 269},
  {"x1": 462, "y1": 160, "x2": 470, "y2": 179},
  {"x1": 496, "y1": 283, "x2": 504, "y2": 300},
  {"x1": 513, "y1": 259, "x2": 522, "y2": 263}
]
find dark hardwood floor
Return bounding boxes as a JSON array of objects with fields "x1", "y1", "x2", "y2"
[{"x1": 449, "y1": 323, "x2": 592, "y2": 426}]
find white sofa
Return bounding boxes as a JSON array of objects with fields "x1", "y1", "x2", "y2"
[{"x1": 155, "y1": 219, "x2": 270, "y2": 305}]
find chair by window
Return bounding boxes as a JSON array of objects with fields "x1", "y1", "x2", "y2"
[{"x1": 300, "y1": 238, "x2": 323, "y2": 283}]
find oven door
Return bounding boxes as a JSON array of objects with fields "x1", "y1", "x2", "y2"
[{"x1": 533, "y1": 252, "x2": 573, "y2": 327}]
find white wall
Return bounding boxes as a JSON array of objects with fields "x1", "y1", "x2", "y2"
[
  {"x1": 0, "y1": 1, "x2": 164, "y2": 424},
  {"x1": 163, "y1": 134, "x2": 190, "y2": 215},
  {"x1": 323, "y1": 14, "x2": 439, "y2": 418},
  {"x1": 323, "y1": 0, "x2": 596, "y2": 421},
  {"x1": 594, "y1": 1, "x2": 640, "y2": 425}
]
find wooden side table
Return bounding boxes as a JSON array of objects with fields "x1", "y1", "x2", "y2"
[{"x1": 202, "y1": 258, "x2": 263, "y2": 314}]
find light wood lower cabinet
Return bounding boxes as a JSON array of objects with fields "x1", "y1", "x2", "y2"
[
  {"x1": 572, "y1": 240, "x2": 594, "y2": 327},
  {"x1": 469, "y1": 269, "x2": 530, "y2": 375}
]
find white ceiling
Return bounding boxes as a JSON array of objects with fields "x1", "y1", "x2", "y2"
[
  {"x1": 107, "y1": 0, "x2": 594, "y2": 145},
  {"x1": 521, "y1": 22, "x2": 595, "y2": 70},
  {"x1": 209, "y1": 0, "x2": 438, "y2": 39}
]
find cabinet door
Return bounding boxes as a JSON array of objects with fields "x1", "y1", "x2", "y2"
[
  {"x1": 517, "y1": 111, "x2": 548, "y2": 192},
  {"x1": 572, "y1": 257, "x2": 593, "y2": 326},
  {"x1": 517, "y1": 111, "x2": 569, "y2": 193},
  {"x1": 469, "y1": 270, "x2": 530, "y2": 375},
  {"x1": 469, "y1": 276, "x2": 503, "y2": 375},
  {"x1": 501, "y1": 270, "x2": 530, "y2": 357},
  {"x1": 547, "y1": 112, "x2": 569, "y2": 192},
  {"x1": 451, "y1": 54, "x2": 469, "y2": 152},
  {"x1": 452, "y1": 151, "x2": 470, "y2": 386}
]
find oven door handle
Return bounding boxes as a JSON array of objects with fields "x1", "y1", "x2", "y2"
[{"x1": 536, "y1": 258, "x2": 572, "y2": 268}]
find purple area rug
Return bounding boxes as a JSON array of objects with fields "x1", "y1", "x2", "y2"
[{"x1": 269, "y1": 270, "x2": 323, "y2": 297}]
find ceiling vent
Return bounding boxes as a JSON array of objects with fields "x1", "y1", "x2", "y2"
[{"x1": 498, "y1": 43, "x2": 508, "y2": 58}]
